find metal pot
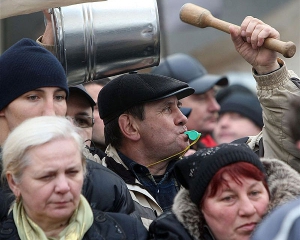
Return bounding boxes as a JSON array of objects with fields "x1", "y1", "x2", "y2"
[{"x1": 51, "y1": 0, "x2": 160, "y2": 85}]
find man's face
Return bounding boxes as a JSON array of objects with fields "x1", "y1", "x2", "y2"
[
  {"x1": 66, "y1": 93, "x2": 93, "y2": 146},
  {"x1": 213, "y1": 112, "x2": 261, "y2": 144},
  {"x1": 84, "y1": 84, "x2": 105, "y2": 146},
  {"x1": 136, "y1": 96, "x2": 189, "y2": 160},
  {"x1": 181, "y1": 88, "x2": 220, "y2": 135},
  {"x1": 0, "y1": 87, "x2": 67, "y2": 131}
]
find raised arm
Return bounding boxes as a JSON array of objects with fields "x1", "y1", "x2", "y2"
[{"x1": 230, "y1": 16, "x2": 300, "y2": 171}]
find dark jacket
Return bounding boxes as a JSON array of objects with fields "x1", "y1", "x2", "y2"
[
  {"x1": 0, "y1": 209, "x2": 149, "y2": 240},
  {"x1": 0, "y1": 155, "x2": 135, "y2": 220},
  {"x1": 82, "y1": 159, "x2": 135, "y2": 214},
  {"x1": 149, "y1": 158, "x2": 300, "y2": 240}
]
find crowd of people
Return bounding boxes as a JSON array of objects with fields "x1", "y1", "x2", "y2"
[{"x1": 0, "y1": 8, "x2": 299, "y2": 240}]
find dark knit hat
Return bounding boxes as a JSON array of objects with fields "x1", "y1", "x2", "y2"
[
  {"x1": 219, "y1": 92, "x2": 263, "y2": 128},
  {"x1": 180, "y1": 107, "x2": 192, "y2": 118},
  {"x1": 151, "y1": 53, "x2": 228, "y2": 94},
  {"x1": 174, "y1": 143, "x2": 265, "y2": 205},
  {"x1": 98, "y1": 73, "x2": 195, "y2": 124},
  {"x1": 69, "y1": 84, "x2": 96, "y2": 108},
  {"x1": 216, "y1": 84, "x2": 254, "y2": 103},
  {"x1": 0, "y1": 38, "x2": 68, "y2": 111}
]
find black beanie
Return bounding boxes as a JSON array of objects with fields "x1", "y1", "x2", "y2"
[
  {"x1": 219, "y1": 93, "x2": 263, "y2": 128},
  {"x1": 98, "y1": 73, "x2": 195, "y2": 124},
  {"x1": 216, "y1": 84, "x2": 254, "y2": 103},
  {"x1": 174, "y1": 143, "x2": 265, "y2": 205},
  {"x1": 0, "y1": 38, "x2": 69, "y2": 110}
]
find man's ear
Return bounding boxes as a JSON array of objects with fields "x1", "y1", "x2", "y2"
[
  {"x1": 6, "y1": 173, "x2": 20, "y2": 198},
  {"x1": 118, "y1": 114, "x2": 140, "y2": 141},
  {"x1": 296, "y1": 140, "x2": 300, "y2": 150}
]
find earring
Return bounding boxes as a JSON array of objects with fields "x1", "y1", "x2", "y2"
[{"x1": 16, "y1": 194, "x2": 22, "y2": 204}]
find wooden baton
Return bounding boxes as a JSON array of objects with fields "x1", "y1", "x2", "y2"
[{"x1": 179, "y1": 3, "x2": 296, "y2": 58}]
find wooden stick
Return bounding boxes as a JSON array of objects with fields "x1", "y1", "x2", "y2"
[{"x1": 180, "y1": 3, "x2": 296, "y2": 58}]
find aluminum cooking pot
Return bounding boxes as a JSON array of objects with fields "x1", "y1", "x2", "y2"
[{"x1": 51, "y1": 0, "x2": 160, "y2": 85}]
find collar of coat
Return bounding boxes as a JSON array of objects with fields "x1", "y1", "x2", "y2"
[{"x1": 172, "y1": 158, "x2": 300, "y2": 239}]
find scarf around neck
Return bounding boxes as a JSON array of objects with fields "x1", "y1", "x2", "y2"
[{"x1": 13, "y1": 194, "x2": 93, "y2": 240}]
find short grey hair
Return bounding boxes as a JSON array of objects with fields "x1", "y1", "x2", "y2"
[{"x1": 1, "y1": 116, "x2": 86, "y2": 183}]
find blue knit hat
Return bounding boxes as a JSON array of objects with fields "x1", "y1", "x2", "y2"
[{"x1": 0, "y1": 38, "x2": 69, "y2": 110}]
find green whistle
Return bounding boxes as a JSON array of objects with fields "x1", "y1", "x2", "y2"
[{"x1": 184, "y1": 130, "x2": 201, "y2": 141}]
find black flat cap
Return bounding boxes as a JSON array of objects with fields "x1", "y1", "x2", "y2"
[{"x1": 98, "y1": 73, "x2": 194, "y2": 124}]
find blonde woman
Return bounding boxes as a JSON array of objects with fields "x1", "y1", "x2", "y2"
[{"x1": 0, "y1": 116, "x2": 147, "y2": 240}]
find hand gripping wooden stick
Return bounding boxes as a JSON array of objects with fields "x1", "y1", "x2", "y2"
[{"x1": 180, "y1": 3, "x2": 296, "y2": 58}]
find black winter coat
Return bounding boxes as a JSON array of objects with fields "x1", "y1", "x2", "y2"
[
  {"x1": 82, "y1": 159, "x2": 135, "y2": 214},
  {"x1": 0, "y1": 209, "x2": 149, "y2": 240}
]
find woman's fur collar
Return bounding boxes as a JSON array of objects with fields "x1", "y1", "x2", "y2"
[
  {"x1": 262, "y1": 158, "x2": 300, "y2": 211},
  {"x1": 172, "y1": 158, "x2": 300, "y2": 239}
]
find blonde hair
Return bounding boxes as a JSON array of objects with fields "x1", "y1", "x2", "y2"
[{"x1": 1, "y1": 116, "x2": 86, "y2": 183}]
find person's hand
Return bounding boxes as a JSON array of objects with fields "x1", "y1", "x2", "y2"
[
  {"x1": 229, "y1": 16, "x2": 280, "y2": 74},
  {"x1": 42, "y1": 9, "x2": 54, "y2": 45}
]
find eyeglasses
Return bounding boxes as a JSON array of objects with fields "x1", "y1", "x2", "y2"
[{"x1": 66, "y1": 115, "x2": 94, "y2": 128}]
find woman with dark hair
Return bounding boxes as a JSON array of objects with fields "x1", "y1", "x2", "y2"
[{"x1": 149, "y1": 143, "x2": 300, "y2": 240}]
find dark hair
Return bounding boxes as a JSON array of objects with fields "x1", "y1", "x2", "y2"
[
  {"x1": 201, "y1": 162, "x2": 269, "y2": 207},
  {"x1": 287, "y1": 97, "x2": 300, "y2": 142},
  {"x1": 104, "y1": 103, "x2": 145, "y2": 148}
]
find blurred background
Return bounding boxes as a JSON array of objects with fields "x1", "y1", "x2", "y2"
[{"x1": 0, "y1": 0, "x2": 299, "y2": 83}]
